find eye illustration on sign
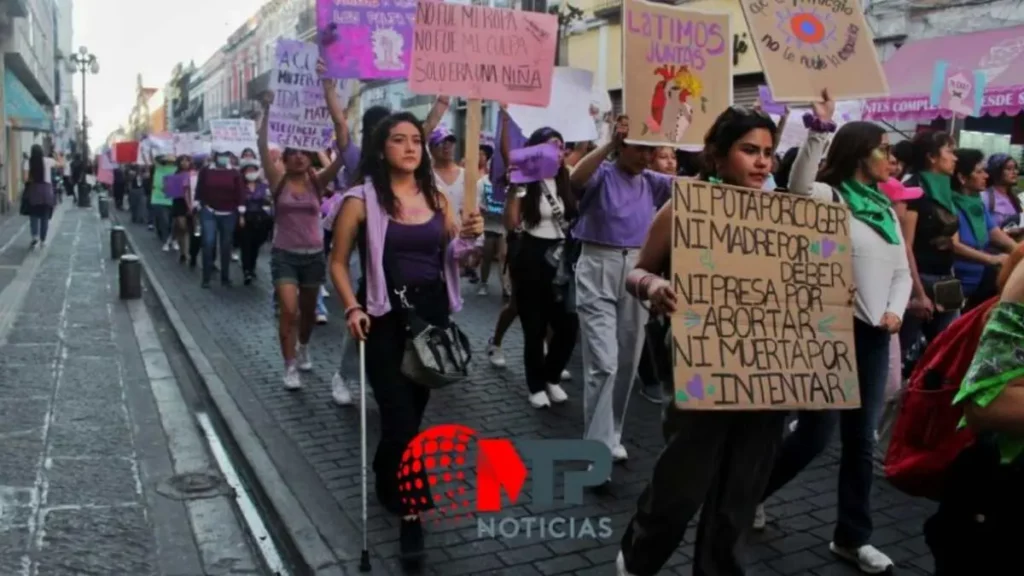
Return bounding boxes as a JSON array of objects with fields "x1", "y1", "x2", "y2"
[{"x1": 775, "y1": 8, "x2": 837, "y2": 51}]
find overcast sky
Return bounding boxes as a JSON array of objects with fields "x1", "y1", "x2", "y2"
[{"x1": 71, "y1": 0, "x2": 267, "y2": 150}]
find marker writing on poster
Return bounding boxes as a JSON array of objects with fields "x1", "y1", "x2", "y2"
[
  {"x1": 625, "y1": 9, "x2": 726, "y2": 69},
  {"x1": 670, "y1": 181, "x2": 856, "y2": 408}
]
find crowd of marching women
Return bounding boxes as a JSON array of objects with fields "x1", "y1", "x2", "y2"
[{"x1": 82, "y1": 61, "x2": 1024, "y2": 576}]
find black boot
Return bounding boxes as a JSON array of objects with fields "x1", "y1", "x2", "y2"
[{"x1": 399, "y1": 517, "x2": 425, "y2": 569}]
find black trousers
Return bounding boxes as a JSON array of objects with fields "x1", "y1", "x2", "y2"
[
  {"x1": 621, "y1": 409, "x2": 786, "y2": 576},
  {"x1": 511, "y1": 233, "x2": 578, "y2": 393},
  {"x1": 367, "y1": 282, "x2": 448, "y2": 516},
  {"x1": 239, "y1": 213, "x2": 272, "y2": 275}
]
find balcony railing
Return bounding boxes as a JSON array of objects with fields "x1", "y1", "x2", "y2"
[{"x1": 592, "y1": 0, "x2": 622, "y2": 19}]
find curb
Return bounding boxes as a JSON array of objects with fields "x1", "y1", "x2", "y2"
[{"x1": 114, "y1": 219, "x2": 351, "y2": 576}]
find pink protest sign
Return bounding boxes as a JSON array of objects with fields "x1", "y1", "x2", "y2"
[
  {"x1": 409, "y1": 1, "x2": 558, "y2": 107},
  {"x1": 316, "y1": 0, "x2": 416, "y2": 80},
  {"x1": 929, "y1": 60, "x2": 987, "y2": 118}
]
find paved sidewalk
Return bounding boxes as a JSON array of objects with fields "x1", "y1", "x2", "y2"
[
  {"x1": 123, "y1": 217, "x2": 937, "y2": 576},
  {"x1": 0, "y1": 207, "x2": 263, "y2": 576}
]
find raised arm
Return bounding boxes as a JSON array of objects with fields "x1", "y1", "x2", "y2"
[
  {"x1": 257, "y1": 91, "x2": 284, "y2": 193},
  {"x1": 314, "y1": 60, "x2": 347, "y2": 189},
  {"x1": 423, "y1": 96, "x2": 450, "y2": 136},
  {"x1": 788, "y1": 92, "x2": 835, "y2": 196},
  {"x1": 570, "y1": 115, "x2": 626, "y2": 190}
]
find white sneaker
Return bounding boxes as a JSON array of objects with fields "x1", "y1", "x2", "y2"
[
  {"x1": 528, "y1": 391, "x2": 551, "y2": 408},
  {"x1": 296, "y1": 344, "x2": 313, "y2": 371},
  {"x1": 487, "y1": 339, "x2": 506, "y2": 368},
  {"x1": 752, "y1": 504, "x2": 766, "y2": 530},
  {"x1": 162, "y1": 243, "x2": 171, "y2": 252},
  {"x1": 616, "y1": 552, "x2": 636, "y2": 576},
  {"x1": 561, "y1": 369, "x2": 571, "y2": 381},
  {"x1": 829, "y1": 543, "x2": 894, "y2": 574},
  {"x1": 546, "y1": 383, "x2": 568, "y2": 403},
  {"x1": 331, "y1": 372, "x2": 353, "y2": 406},
  {"x1": 476, "y1": 285, "x2": 488, "y2": 296},
  {"x1": 284, "y1": 364, "x2": 302, "y2": 390},
  {"x1": 316, "y1": 314, "x2": 328, "y2": 325},
  {"x1": 231, "y1": 251, "x2": 240, "y2": 262},
  {"x1": 171, "y1": 240, "x2": 180, "y2": 251},
  {"x1": 611, "y1": 444, "x2": 628, "y2": 462}
]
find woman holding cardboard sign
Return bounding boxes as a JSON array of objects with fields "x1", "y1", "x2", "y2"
[
  {"x1": 256, "y1": 59, "x2": 347, "y2": 392},
  {"x1": 619, "y1": 105, "x2": 786, "y2": 576},
  {"x1": 754, "y1": 93, "x2": 911, "y2": 574}
]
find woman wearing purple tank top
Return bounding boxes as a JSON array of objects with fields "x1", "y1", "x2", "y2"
[
  {"x1": 256, "y1": 59, "x2": 347, "y2": 391},
  {"x1": 329, "y1": 112, "x2": 483, "y2": 568}
]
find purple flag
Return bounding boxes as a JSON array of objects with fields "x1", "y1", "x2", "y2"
[
  {"x1": 316, "y1": 0, "x2": 416, "y2": 80},
  {"x1": 758, "y1": 85, "x2": 787, "y2": 115},
  {"x1": 162, "y1": 173, "x2": 188, "y2": 199},
  {"x1": 490, "y1": 116, "x2": 528, "y2": 204},
  {"x1": 509, "y1": 142, "x2": 561, "y2": 184}
]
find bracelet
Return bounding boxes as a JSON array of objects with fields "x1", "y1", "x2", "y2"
[
  {"x1": 638, "y1": 273, "x2": 657, "y2": 300},
  {"x1": 344, "y1": 304, "x2": 363, "y2": 318},
  {"x1": 802, "y1": 112, "x2": 837, "y2": 133}
]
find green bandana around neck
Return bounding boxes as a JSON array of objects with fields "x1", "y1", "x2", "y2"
[
  {"x1": 708, "y1": 176, "x2": 723, "y2": 184},
  {"x1": 836, "y1": 180, "x2": 901, "y2": 244},
  {"x1": 953, "y1": 193, "x2": 989, "y2": 246},
  {"x1": 919, "y1": 171, "x2": 956, "y2": 214}
]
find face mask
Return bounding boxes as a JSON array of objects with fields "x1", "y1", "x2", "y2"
[
  {"x1": 216, "y1": 156, "x2": 230, "y2": 167},
  {"x1": 245, "y1": 172, "x2": 259, "y2": 182}
]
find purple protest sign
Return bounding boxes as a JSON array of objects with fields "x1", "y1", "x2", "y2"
[
  {"x1": 162, "y1": 173, "x2": 188, "y2": 199},
  {"x1": 509, "y1": 142, "x2": 561, "y2": 184},
  {"x1": 758, "y1": 85, "x2": 787, "y2": 115},
  {"x1": 316, "y1": 0, "x2": 416, "y2": 80}
]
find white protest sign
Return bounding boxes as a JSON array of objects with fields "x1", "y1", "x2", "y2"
[
  {"x1": 507, "y1": 67, "x2": 600, "y2": 144},
  {"x1": 269, "y1": 38, "x2": 353, "y2": 152},
  {"x1": 173, "y1": 132, "x2": 207, "y2": 157},
  {"x1": 209, "y1": 119, "x2": 258, "y2": 157}
]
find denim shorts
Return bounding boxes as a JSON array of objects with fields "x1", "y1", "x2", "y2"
[{"x1": 270, "y1": 248, "x2": 326, "y2": 288}]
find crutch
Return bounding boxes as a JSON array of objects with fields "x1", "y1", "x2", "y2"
[{"x1": 359, "y1": 338, "x2": 372, "y2": 572}]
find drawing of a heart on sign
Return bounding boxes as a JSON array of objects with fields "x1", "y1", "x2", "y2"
[{"x1": 821, "y1": 238, "x2": 837, "y2": 258}]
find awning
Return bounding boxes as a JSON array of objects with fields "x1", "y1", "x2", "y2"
[
  {"x1": 863, "y1": 25, "x2": 1024, "y2": 122},
  {"x1": 4, "y1": 69, "x2": 51, "y2": 132}
]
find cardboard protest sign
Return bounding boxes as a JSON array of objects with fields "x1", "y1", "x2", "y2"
[
  {"x1": 930, "y1": 60, "x2": 986, "y2": 118},
  {"x1": 209, "y1": 119, "x2": 258, "y2": 157},
  {"x1": 409, "y1": 0, "x2": 558, "y2": 107},
  {"x1": 669, "y1": 180, "x2": 860, "y2": 410},
  {"x1": 269, "y1": 39, "x2": 338, "y2": 152},
  {"x1": 740, "y1": 0, "x2": 887, "y2": 101},
  {"x1": 316, "y1": 0, "x2": 416, "y2": 80},
  {"x1": 507, "y1": 67, "x2": 600, "y2": 143},
  {"x1": 622, "y1": 0, "x2": 732, "y2": 149},
  {"x1": 509, "y1": 141, "x2": 561, "y2": 184}
]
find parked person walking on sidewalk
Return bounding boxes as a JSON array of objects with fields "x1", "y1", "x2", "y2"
[
  {"x1": 238, "y1": 159, "x2": 272, "y2": 285},
  {"x1": 329, "y1": 111, "x2": 483, "y2": 567},
  {"x1": 570, "y1": 115, "x2": 673, "y2": 464},
  {"x1": 170, "y1": 155, "x2": 195, "y2": 263},
  {"x1": 256, "y1": 59, "x2": 347, "y2": 391},
  {"x1": 501, "y1": 117, "x2": 578, "y2": 409},
  {"x1": 754, "y1": 95, "x2": 912, "y2": 574},
  {"x1": 22, "y1": 144, "x2": 58, "y2": 248},
  {"x1": 617, "y1": 105, "x2": 787, "y2": 576},
  {"x1": 195, "y1": 148, "x2": 246, "y2": 288}
]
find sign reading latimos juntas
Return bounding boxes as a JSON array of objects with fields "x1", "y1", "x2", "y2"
[
  {"x1": 669, "y1": 180, "x2": 861, "y2": 411},
  {"x1": 739, "y1": 0, "x2": 888, "y2": 101}
]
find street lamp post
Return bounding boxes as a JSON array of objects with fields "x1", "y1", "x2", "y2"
[{"x1": 65, "y1": 46, "x2": 99, "y2": 158}]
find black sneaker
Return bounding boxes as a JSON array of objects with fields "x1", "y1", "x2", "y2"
[
  {"x1": 244, "y1": 274, "x2": 253, "y2": 286},
  {"x1": 399, "y1": 517, "x2": 425, "y2": 569}
]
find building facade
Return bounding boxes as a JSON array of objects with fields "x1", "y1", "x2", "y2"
[
  {"x1": 53, "y1": 0, "x2": 76, "y2": 155},
  {"x1": 1, "y1": 0, "x2": 57, "y2": 212}
]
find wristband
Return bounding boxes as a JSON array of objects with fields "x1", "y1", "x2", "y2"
[
  {"x1": 802, "y1": 112, "x2": 837, "y2": 133},
  {"x1": 344, "y1": 304, "x2": 363, "y2": 318},
  {"x1": 638, "y1": 273, "x2": 657, "y2": 300}
]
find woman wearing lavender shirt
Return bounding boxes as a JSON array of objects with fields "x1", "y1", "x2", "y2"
[
  {"x1": 238, "y1": 160, "x2": 272, "y2": 284},
  {"x1": 256, "y1": 60, "x2": 347, "y2": 391},
  {"x1": 981, "y1": 154, "x2": 1023, "y2": 239},
  {"x1": 329, "y1": 112, "x2": 483, "y2": 567},
  {"x1": 569, "y1": 116, "x2": 673, "y2": 465}
]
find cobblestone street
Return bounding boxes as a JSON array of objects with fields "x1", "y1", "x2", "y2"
[
  {"x1": 122, "y1": 213, "x2": 939, "y2": 576},
  {"x1": 0, "y1": 206, "x2": 263, "y2": 576}
]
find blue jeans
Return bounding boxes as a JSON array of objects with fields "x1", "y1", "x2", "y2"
[
  {"x1": 761, "y1": 319, "x2": 891, "y2": 548},
  {"x1": 30, "y1": 216, "x2": 50, "y2": 242},
  {"x1": 151, "y1": 204, "x2": 171, "y2": 242},
  {"x1": 200, "y1": 210, "x2": 237, "y2": 284}
]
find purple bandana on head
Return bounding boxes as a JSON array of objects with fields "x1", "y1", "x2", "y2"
[{"x1": 429, "y1": 127, "x2": 456, "y2": 149}]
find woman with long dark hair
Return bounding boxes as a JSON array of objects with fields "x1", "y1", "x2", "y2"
[
  {"x1": 23, "y1": 144, "x2": 58, "y2": 248},
  {"x1": 256, "y1": 60, "x2": 346, "y2": 391},
  {"x1": 329, "y1": 111, "x2": 482, "y2": 566},
  {"x1": 981, "y1": 153, "x2": 1023, "y2": 239},
  {"x1": 504, "y1": 123, "x2": 578, "y2": 408},
  {"x1": 950, "y1": 149, "x2": 1017, "y2": 311},
  {"x1": 753, "y1": 94, "x2": 911, "y2": 573},
  {"x1": 618, "y1": 106, "x2": 787, "y2": 575}
]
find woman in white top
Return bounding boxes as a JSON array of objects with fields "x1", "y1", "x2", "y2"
[
  {"x1": 504, "y1": 126, "x2": 579, "y2": 408},
  {"x1": 754, "y1": 93, "x2": 911, "y2": 574},
  {"x1": 22, "y1": 145, "x2": 60, "y2": 247}
]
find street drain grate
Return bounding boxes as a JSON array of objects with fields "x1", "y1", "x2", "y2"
[{"x1": 156, "y1": 471, "x2": 233, "y2": 501}]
